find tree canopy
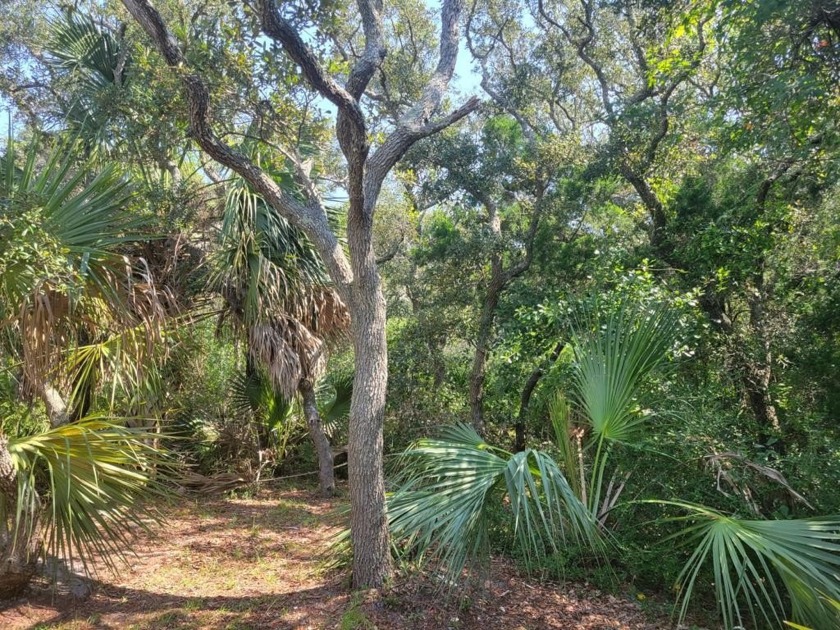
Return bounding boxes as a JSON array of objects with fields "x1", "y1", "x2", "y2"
[{"x1": 1, "y1": 0, "x2": 839, "y2": 626}]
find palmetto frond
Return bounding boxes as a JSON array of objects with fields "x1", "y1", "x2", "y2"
[
  {"x1": 0, "y1": 137, "x2": 165, "y2": 395},
  {"x1": 563, "y1": 302, "x2": 682, "y2": 518},
  {"x1": 316, "y1": 372, "x2": 352, "y2": 437},
  {"x1": 569, "y1": 303, "x2": 681, "y2": 445},
  {"x1": 47, "y1": 11, "x2": 128, "y2": 145},
  {"x1": 213, "y1": 180, "x2": 329, "y2": 324},
  {"x1": 661, "y1": 502, "x2": 840, "y2": 630},
  {"x1": 49, "y1": 11, "x2": 125, "y2": 89},
  {"x1": 229, "y1": 368, "x2": 293, "y2": 431},
  {"x1": 4, "y1": 418, "x2": 174, "y2": 575},
  {"x1": 388, "y1": 424, "x2": 598, "y2": 586},
  {"x1": 63, "y1": 321, "x2": 166, "y2": 412},
  {"x1": 213, "y1": 179, "x2": 348, "y2": 333}
]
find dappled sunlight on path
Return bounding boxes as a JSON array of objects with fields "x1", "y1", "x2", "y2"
[{"x1": 0, "y1": 484, "x2": 674, "y2": 629}]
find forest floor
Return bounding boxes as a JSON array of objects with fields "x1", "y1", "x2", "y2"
[{"x1": 0, "y1": 482, "x2": 685, "y2": 630}]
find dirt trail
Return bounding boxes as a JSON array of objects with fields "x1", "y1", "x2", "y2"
[{"x1": 0, "y1": 484, "x2": 671, "y2": 629}]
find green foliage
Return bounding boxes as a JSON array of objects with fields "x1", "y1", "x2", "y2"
[
  {"x1": 316, "y1": 372, "x2": 353, "y2": 438},
  {"x1": 163, "y1": 321, "x2": 241, "y2": 471},
  {"x1": 1, "y1": 0, "x2": 838, "y2": 620},
  {"x1": 212, "y1": 175, "x2": 328, "y2": 329},
  {"x1": 662, "y1": 502, "x2": 840, "y2": 630},
  {"x1": 0, "y1": 136, "x2": 139, "y2": 310},
  {"x1": 5, "y1": 418, "x2": 175, "y2": 574},
  {"x1": 388, "y1": 423, "x2": 598, "y2": 587},
  {"x1": 229, "y1": 367, "x2": 296, "y2": 452},
  {"x1": 568, "y1": 302, "x2": 682, "y2": 446},
  {"x1": 46, "y1": 10, "x2": 128, "y2": 144}
]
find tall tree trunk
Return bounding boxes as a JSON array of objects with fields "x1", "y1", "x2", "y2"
[
  {"x1": 469, "y1": 273, "x2": 503, "y2": 435},
  {"x1": 745, "y1": 277, "x2": 782, "y2": 446},
  {"x1": 0, "y1": 436, "x2": 38, "y2": 598},
  {"x1": 346, "y1": 277, "x2": 391, "y2": 588},
  {"x1": 467, "y1": 187, "x2": 543, "y2": 436},
  {"x1": 298, "y1": 380, "x2": 335, "y2": 497},
  {"x1": 701, "y1": 289, "x2": 782, "y2": 450},
  {"x1": 619, "y1": 164, "x2": 670, "y2": 259}
]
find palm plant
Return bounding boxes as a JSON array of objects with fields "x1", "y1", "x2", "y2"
[
  {"x1": 211, "y1": 175, "x2": 349, "y2": 496},
  {"x1": 316, "y1": 372, "x2": 353, "y2": 439},
  {"x1": 553, "y1": 304, "x2": 840, "y2": 628},
  {"x1": 0, "y1": 136, "x2": 167, "y2": 425},
  {"x1": 387, "y1": 423, "x2": 598, "y2": 585},
  {"x1": 47, "y1": 10, "x2": 129, "y2": 149},
  {"x1": 0, "y1": 418, "x2": 173, "y2": 598},
  {"x1": 553, "y1": 303, "x2": 682, "y2": 523},
  {"x1": 389, "y1": 299, "x2": 840, "y2": 626},
  {"x1": 229, "y1": 366, "x2": 298, "y2": 466},
  {"x1": 228, "y1": 369, "x2": 352, "y2": 481},
  {"x1": 663, "y1": 502, "x2": 840, "y2": 629},
  {"x1": 0, "y1": 136, "x2": 176, "y2": 597}
]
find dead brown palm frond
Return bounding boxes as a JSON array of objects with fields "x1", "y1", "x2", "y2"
[
  {"x1": 175, "y1": 470, "x2": 251, "y2": 495},
  {"x1": 1, "y1": 138, "x2": 172, "y2": 414},
  {"x1": 248, "y1": 316, "x2": 327, "y2": 400},
  {"x1": 303, "y1": 286, "x2": 351, "y2": 342},
  {"x1": 134, "y1": 234, "x2": 205, "y2": 308},
  {"x1": 18, "y1": 285, "x2": 74, "y2": 395},
  {"x1": 15, "y1": 258, "x2": 172, "y2": 410},
  {"x1": 63, "y1": 321, "x2": 168, "y2": 412}
]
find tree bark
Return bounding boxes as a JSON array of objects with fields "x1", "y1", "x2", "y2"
[
  {"x1": 469, "y1": 272, "x2": 503, "y2": 435},
  {"x1": 745, "y1": 279, "x2": 782, "y2": 446},
  {"x1": 346, "y1": 270, "x2": 391, "y2": 588},
  {"x1": 298, "y1": 380, "x2": 335, "y2": 497},
  {"x1": 467, "y1": 189, "x2": 544, "y2": 435},
  {"x1": 35, "y1": 382, "x2": 70, "y2": 428},
  {"x1": 700, "y1": 289, "x2": 783, "y2": 450},
  {"x1": 514, "y1": 341, "x2": 565, "y2": 452}
]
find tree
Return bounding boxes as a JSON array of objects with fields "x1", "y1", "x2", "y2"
[
  {"x1": 402, "y1": 118, "x2": 551, "y2": 435},
  {"x1": 120, "y1": 0, "x2": 479, "y2": 586},
  {"x1": 213, "y1": 172, "x2": 348, "y2": 496},
  {"x1": 0, "y1": 137, "x2": 168, "y2": 427},
  {"x1": 0, "y1": 137, "x2": 175, "y2": 598}
]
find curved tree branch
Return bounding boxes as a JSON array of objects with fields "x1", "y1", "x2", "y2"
[{"x1": 121, "y1": 0, "x2": 353, "y2": 297}]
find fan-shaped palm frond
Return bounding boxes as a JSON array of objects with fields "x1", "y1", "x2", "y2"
[
  {"x1": 47, "y1": 11, "x2": 128, "y2": 145},
  {"x1": 229, "y1": 367, "x2": 294, "y2": 434},
  {"x1": 212, "y1": 179, "x2": 334, "y2": 325},
  {"x1": 661, "y1": 502, "x2": 840, "y2": 630},
  {"x1": 211, "y1": 177, "x2": 348, "y2": 391},
  {"x1": 563, "y1": 302, "x2": 682, "y2": 518},
  {"x1": 64, "y1": 321, "x2": 166, "y2": 412},
  {"x1": 316, "y1": 372, "x2": 352, "y2": 437},
  {"x1": 3, "y1": 418, "x2": 174, "y2": 576},
  {"x1": 212, "y1": 177, "x2": 349, "y2": 332},
  {"x1": 569, "y1": 303, "x2": 681, "y2": 444},
  {"x1": 388, "y1": 423, "x2": 598, "y2": 586},
  {"x1": 0, "y1": 137, "x2": 165, "y2": 415},
  {"x1": 49, "y1": 11, "x2": 125, "y2": 90}
]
